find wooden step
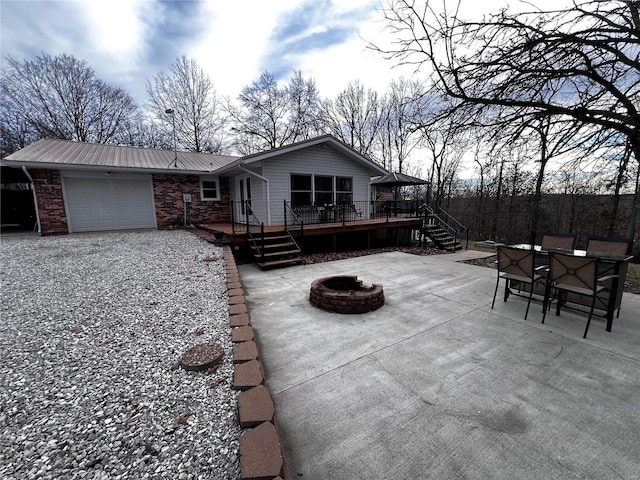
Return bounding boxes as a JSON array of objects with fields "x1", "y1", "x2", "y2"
[
  {"x1": 256, "y1": 249, "x2": 301, "y2": 259},
  {"x1": 249, "y1": 229, "x2": 303, "y2": 269},
  {"x1": 250, "y1": 242, "x2": 296, "y2": 251},
  {"x1": 258, "y1": 257, "x2": 304, "y2": 270},
  {"x1": 261, "y1": 231, "x2": 290, "y2": 238}
]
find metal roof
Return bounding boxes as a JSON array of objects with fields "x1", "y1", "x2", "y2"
[
  {"x1": 370, "y1": 172, "x2": 429, "y2": 186},
  {"x1": 2, "y1": 138, "x2": 239, "y2": 174},
  {"x1": 2, "y1": 136, "x2": 390, "y2": 178}
]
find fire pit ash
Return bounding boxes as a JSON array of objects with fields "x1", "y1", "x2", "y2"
[{"x1": 309, "y1": 275, "x2": 384, "y2": 314}]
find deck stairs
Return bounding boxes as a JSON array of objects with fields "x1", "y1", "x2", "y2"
[
  {"x1": 249, "y1": 230, "x2": 304, "y2": 270},
  {"x1": 419, "y1": 204, "x2": 467, "y2": 252},
  {"x1": 421, "y1": 224, "x2": 464, "y2": 251}
]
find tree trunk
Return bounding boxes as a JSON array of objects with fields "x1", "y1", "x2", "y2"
[
  {"x1": 492, "y1": 158, "x2": 505, "y2": 241},
  {"x1": 608, "y1": 141, "x2": 631, "y2": 236}
]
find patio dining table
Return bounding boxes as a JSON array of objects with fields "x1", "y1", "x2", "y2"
[{"x1": 510, "y1": 243, "x2": 633, "y2": 332}]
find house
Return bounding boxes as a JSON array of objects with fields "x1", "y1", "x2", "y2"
[
  {"x1": 1, "y1": 135, "x2": 415, "y2": 234},
  {"x1": 2, "y1": 138, "x2": 237, "y2": 235},
  {"x1": 3, "y1": 135, "x2": 468, "y2": 265}
]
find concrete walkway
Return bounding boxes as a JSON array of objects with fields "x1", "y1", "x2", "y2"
[{"x1": 238, "y1": 251, "x2": 640, "y2": 479}]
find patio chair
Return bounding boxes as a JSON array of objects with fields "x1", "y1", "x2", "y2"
[
  {"x1": 586, "y1": 236, "x2": 633, "y2": 256},
  {"x1": 541, "y1": 232, "x2": 577, "y2": 251},
  {"x1": 542, "y1": 252, "x2": 615, "y2": 338},
  {"x1": 491, "y1": 246, "x2": 546, "y2": 320},
  {"x1": 586, "y1": 236, "x2": 633, "y2": 319}
]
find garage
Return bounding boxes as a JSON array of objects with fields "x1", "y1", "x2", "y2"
[{"x1": 62, "y1": 173, "x2": 156, "y2": 232}]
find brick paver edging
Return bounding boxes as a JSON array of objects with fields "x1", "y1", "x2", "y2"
[
  {"x1": 223, "y1": 246, "x2": 291, "y2": 480},
  {"x1": 188, "y1": 230, "x2": 289, "y2": 479}
]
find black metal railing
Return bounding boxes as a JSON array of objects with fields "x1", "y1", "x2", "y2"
[
  {"x1": 284, "y1": 200, "x2": 304, "y2": 254},
  {"x1": 284, "y1": 200, "x2": 422, "y2": 226},
  {"x1": 231, "y1": 201, "x2": 264, "y2": 262},
  {"x1": 438, "y1": 207, "x2": 470, "y2": 249},
  {"x1": 421, "y1": 204, "x2": 470, "y2": 249}
]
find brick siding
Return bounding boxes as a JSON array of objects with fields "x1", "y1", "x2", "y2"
[
  {"x1": 152, "y1": 174, "x2": 231, "y2": 229},
  {"x1": 31, "y1": 169, "x2": 69, "y2": 236}
]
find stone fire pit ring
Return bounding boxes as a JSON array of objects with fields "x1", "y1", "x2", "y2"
[{"x1": 310, "y1": 275, "x2": 384, "y2": 314}]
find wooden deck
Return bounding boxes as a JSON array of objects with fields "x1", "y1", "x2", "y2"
[
  {"x1": 198, "y1": 216, "x2": 422, "y2": 237},
  {"x1": 197, "y1": 216, "x2": 423, "y2": 251}
]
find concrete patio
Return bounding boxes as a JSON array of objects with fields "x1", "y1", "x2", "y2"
[{"x1": 238, "y1": 251, "x2": 640, "y2": 479}]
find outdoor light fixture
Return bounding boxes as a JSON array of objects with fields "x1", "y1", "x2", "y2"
[{"x1": 165, "y1": 108, "x2": 178, "y2": 168}]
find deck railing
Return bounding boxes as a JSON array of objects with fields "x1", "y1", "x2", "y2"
[
  {"x1": 438, "y1": 207, "x2": 470, "y2": 249},
  {"x1": 284, "y1": 200, "x2": 305, "y2": 253},
  {"x1": 421, "y1": 204, "x2": 470, "y2": 249},
  {"x1": 231, "y1": 201, "x2": 265, "y2": 262},
  {"x1": 284, "y1": 200, "x2": 422, "y2": 226}
]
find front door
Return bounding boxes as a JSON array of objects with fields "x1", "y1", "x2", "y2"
[{"x1": 236, "y1": 175, "x2": 252, "y2": 223}]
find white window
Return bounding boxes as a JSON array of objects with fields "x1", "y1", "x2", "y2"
[
  {"x1": 291, "y1": 174, "x2": 312, "y2": 205},
  {"x1": 200, "y1": 177, "x2": 220, "y2": 201},
  {"x1": 290, "y1": 174, "x2": 353, "y2": 206}
]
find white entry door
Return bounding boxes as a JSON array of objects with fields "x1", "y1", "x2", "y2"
[{"x1": 236, "y1": 175, "x2": 252, "y2": 223}]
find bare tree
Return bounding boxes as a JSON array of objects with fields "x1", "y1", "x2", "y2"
[
  {"x1": 374, "y1": 0, "x2": 640, "y2": 238},
  {"x1": 0, "y1": 108, "x2": 39, "y2": 158},
  {"x1": 412, "y1": 94, "x2": 469, "y2": 211},
  {"x1": 1, "y1": 53, "x2": 137, "y2": 148},
  {"x1": 227, "y1": 71, "x2": 320, "y2": 154},
  {"x1": 113, "y1": 113, "x2": 172, "y2": 150},
  {"x1": 320, "y1": 80, "x2": 384, "y2": 160},
  {"x1": 287, "y1": 71, "x2": 323, "y2": 141},
  {"x1": 378, "y1": 77, "x2": 423, "y2": 173},
  {"x1": 147, "y1": 56, "x2": 226, "y2": 154}
]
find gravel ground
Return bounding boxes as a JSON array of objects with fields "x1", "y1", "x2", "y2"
[{"x1": 0, "y1": 230, "x2": 240, "y2": 480}]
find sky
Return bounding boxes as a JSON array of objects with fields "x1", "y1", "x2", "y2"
[
  {"x1": 0, "y1": 0, "x2": 550, "y2": 106},
  {"x1": 1, "y1": 0, "x2": 570, "y2": 178},
  {"x1": 0, "y1": 0, "x2": 398, "y2": 104}
]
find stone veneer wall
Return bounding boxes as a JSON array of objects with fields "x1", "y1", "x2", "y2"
[
  {"x1": 152, "y1": 174, "x2": 231, "y2": 229},
  {"x1": 31, "y1": 169, "x2": 69, "y2": 236}
]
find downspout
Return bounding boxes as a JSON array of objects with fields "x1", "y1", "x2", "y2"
[
  {"x1": 238, "y1": 163, "x2": 271, "y2": 225},
  {"x1": 22, "y1": 166, "x2": 41, "y2": 234}
]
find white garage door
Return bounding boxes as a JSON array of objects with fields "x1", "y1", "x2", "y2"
[{"x1": 63, "y1": 174, "x2": 156, "y2": 232}]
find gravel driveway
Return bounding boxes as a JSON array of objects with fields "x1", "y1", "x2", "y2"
[{"x1": 0, "y1": 230, "x2": 240, "y2": 479}]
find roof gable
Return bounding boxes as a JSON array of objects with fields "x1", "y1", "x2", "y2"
[{"x1": 218, "y1": 135, "x2": 388, "y2": 176}]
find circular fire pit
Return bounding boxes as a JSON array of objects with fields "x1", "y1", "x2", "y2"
[{"x1": 310, "y1": 275, "x2": 384, "y2": 314}]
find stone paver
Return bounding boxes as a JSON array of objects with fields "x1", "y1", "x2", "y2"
[
  {"x1": 230, "y1": 313, "x2": 251, "y2": 327},
  {"x1": 229, "y1": 295, "x2": 245, "y2": 305},
  {"x1": 233, "y1": 341, "x2": 259, "y2": 363},
  {"x1": 238, "y1": 385, "x2": 275, "y2": 427},
  {"x1": 239, "y1": 422, "x2": 284, "y2": 480},
  {"x1": 233, "y1": 359, "x2": 264, "y2": 390},
  {"x1": 232, "y1": 325, "x2": 254, "y2": 343},
  {"x1": 229, "y1": 303, "x2": 248, "y2": 315}
]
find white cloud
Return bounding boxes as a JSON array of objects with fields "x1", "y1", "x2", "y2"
[
  {"x1": 191, "y1": 1, "x2": 301, "y2": 100},
  {"x1": 75, "y1": 0, "x2": 149, "y2": 65},
  {"x1": 0, "y1": 0, "x2": 577, "y2": 107},
  {"x1": 72, "y1": 0, "x2": 161, "y2": 100},
  {"x1": 186, "y1": 0, "x2": 402, "y2": 100}
]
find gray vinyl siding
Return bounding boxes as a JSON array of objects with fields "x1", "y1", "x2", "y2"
[{"x1": 261, "y1": 145, "x2": 373, "y2": 225}]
